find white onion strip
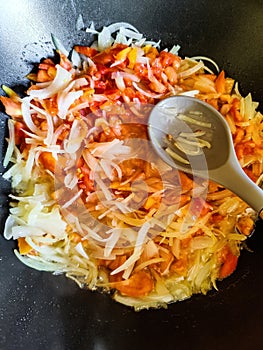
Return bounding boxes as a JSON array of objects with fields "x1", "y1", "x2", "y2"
[
  {"x1": 190, "y1": 56, "x2": 220, "y2": 73},
  {"x1": 111, "y1": 222, "x2": 151, "y2": 276},
  {"x1": 57, "y1": 90, "x2": 83, "y2": 119},
  {"x1": 133, "y1": 82, "x2": 164, "y2": 99},
  {"x1": 104, "y1": 229, "x2": 121, "y2": 257},
  {"x1": 62, "y1": 189, "x2": 83, "y2": 209},
  {"x1": 106, "y1": 22, "x2": 140, "y2": 35},
  {"x1": 174, "y1": 141, "x2": 202, "y2": 156},
  {"x1": 28, "y1": 65, "x2": 72, "y2": 99},
  {"x1": 165, "y1": 147, "x2": 190, "y2": 165},
  {"x1": 44, "y1": 112, "x2": 54, "y2": 146},
  {"x1": 177, "y1": 113, "x2": 212, "y2": 128},
  {"x1": 21, "y1": 97, "x2": 46, "y2": 137},
  {"x1": 177, "y1": 61, "x2": 204, "y2": 79},
  {"x1": 3, "y1": 120, "x2": 15, "y2": 167},
  {"x1": 75, "y1": 242, "x2": 90, "y2": 260}
]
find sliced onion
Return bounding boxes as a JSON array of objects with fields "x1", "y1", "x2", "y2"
[
  {"x1": 24, "y1": 148, "x2": 35, "y2": 180},
  {"x1": 118, "y1": 27, "x2": 143, "y2": 41},
  {"x1": 111, "y1": 71, "x2": 140, "y2": 82},
  {"x1": 145, "y1": 58, "x2": 154, "y2": 81},
  {"x1": 72, "y1": 77, "x2": 88, "y2": 89},
  {"x1": 144, "y1": 39, "x2": 161, "y2": 48},
  {"x1": 82, "y1": 149, "x2": 99, "y2": 170},
  {"x1": 92, "y1": 94, "x2": 108, "y2": 102},
  {"x1": 104, "y1": 229, "x2": 121, "y2": 257},
  {"x1": 43, "y1": 112, "x2": 54, "y2": 146},
  {"x1": 64, "y1": 119, "x2": 87, "y2": 154},
  {"x1": 98, "y1": 26, "x2": 114, "y2": 51},
  {"x1": 180, "y1": 130, "x2": 205, "y2": 138},
  {"x1": 62, "y1": 189, "x2": 83, "y2": 209},
  {"x1": 51, "y1": 34, "x2": 69, "y2": 57},
  {"x1": 57, "y1": 90, "x2": 83, "y2": 119},
  {"x1": 174, "y1": 140, "x2": 202, "y2": 156},
  {"x1": 177, "y1": 61, "x2": 204, "y2": 79},
  {"x1": 87, "y1": 139, "x2": 130, "y2": 158},
  {"x1": 64, "y1": 172, "x2": 78, "y2": 189},
  {"x1": 21, "y1": 97, "x2": 46, "y2": 137},
  {"x1": 177, "y1": 135, "x2": 211, "y2": 149},
  {"x1": 71, "y1": 49, "x2": 82, "y2": 68},
  {"x1": 100, "y1": 158, "x2": 115, "y2": 180},
  {"x1": 190, "y1": 56, "x2": 220, "y2": 73},
  {"x1": 165, "y1": 147, "x2": 190, "y2": 165},
  {"x1": 28, "y1": 65, "x2": 72, "y2": 99},
  {"x1": 94, "y1": 175, "x2": 113, "y2": 201},
  {"x1": 111, "y1": 221, "x2": 151, "y2": 276},
  {"x1": 85, "y1": 21, "x2": 98, "y2": 34},
  {"x1": 191, "y1": 236, "x2": 214, "y2": 250},
  {"x1": 111, "y1": 71, "x2": 140, "y2": 91},
  {"x1": 11, "y1": 225, "x2": 44, "y2": 239},
  {"x1": 114, "y1": 31, "x2": 130, "y2": 45},
  {"x1": 51, "y1": 124, "x2": 69, "y2": 145},
  {"x1": 177, "y1": 90, "x2": 199, "y2": 97},
  {"x1": 3, "y1": 119, "x2": 15, "y2": 167},
  {"x1": 14, "y1": 250, "x2": 63, "y2": 272},
  {"x1": 133, "y1": 82, "x2": 164, "y2": 99},
  {"x1": 136, "y1": 56, "x2": 149, "y2": 64},
  {"x1": 75, "y1": 242, "x2": 90, "y2": 259},
  {"x1": 177, "y1": 113, "x2": 212, "y2": 128},
  {"x1": 170, "y1": 44, "x2": 181, "y2": 55},
  {"x1": 113, "y1": 200, "x2": 133, "y2": 214},
  {"x1": 113, "y1": 72, "x2": 126, "y2": 91},
  {"x1": 106, "y1": 22, "x2": 140, "y2": 35},
  {"x1": 76, "y1": 14, "x2": 85, "y2": 31},
  {"x1": 3, "y1": 215, "x2": 16, "y2": 240},
  {"x1": 82, "y1": 225, "x2": 110, "y2": 243}
]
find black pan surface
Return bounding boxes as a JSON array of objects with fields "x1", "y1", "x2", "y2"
[{"x1": 0, "y1": 1, "x2": 263, "y2": 349}]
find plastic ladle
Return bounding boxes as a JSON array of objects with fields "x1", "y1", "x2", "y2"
[{"x1": 148, "y1": 95, "x2": 263, "y2": 219}]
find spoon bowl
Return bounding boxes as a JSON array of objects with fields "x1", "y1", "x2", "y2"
[{"x1": 148, "y1": 95, "x2": 263, "y2": 218}]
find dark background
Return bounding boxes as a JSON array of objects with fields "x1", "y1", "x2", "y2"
[{"x1": 0, "y1": 1, "x2": 263, "y2": 349}]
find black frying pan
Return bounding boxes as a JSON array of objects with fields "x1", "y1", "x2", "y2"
[{"x1": 0, "y1": 1, "x2": 263, "y2": 349}]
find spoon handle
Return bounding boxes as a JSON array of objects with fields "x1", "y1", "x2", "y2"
[{"x1": 210, "y1": 158, "x2": 263, "y2": 219}]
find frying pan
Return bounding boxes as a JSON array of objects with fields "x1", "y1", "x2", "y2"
[{"x1": 0, "y1": 1, "x2": 263, "y2": 349}]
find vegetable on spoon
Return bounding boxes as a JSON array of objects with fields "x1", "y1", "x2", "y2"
[{"x1": 148, "y1": 95, "x2": 263, "y2": 220}]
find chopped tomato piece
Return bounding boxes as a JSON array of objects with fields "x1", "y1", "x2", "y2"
[
  {"x1": 14, "y1": 121, "x2": 26, "y2": 145},
  {"x1": 215, "y1": 70, "x2": 225, "y2": 93},
  {"x1": 73, "y1": 45, "x2": 98, "y2": 57},
  {"x1": 218, "y1": 247, "x2": 238, "y2": 279},
  {"x1": 38, "y1": 152, "x2": 56, "y2": 173},
  {"x1": 111, "y1": 270, "x2": 154, "y2": 297},
  {"x1": 0, "y1": 96, "x2": 21, "y2": 117},
  {"x1": 159, "y1": 51, "x2": 178, "y2": 67}
]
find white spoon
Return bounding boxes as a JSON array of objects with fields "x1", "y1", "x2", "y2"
[{"x1": 148, "y1": 95, "x2": 263, "y2": 219}]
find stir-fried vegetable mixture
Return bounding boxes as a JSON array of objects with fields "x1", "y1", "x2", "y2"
[{"x1": 1, "y1": 22, "x2": 262, "y2": 310}]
